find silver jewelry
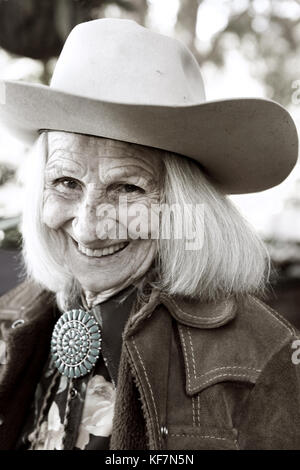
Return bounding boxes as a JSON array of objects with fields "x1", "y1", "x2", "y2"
[{"x1": 51, "y1": 309, "x2": 101, "y2": 379}]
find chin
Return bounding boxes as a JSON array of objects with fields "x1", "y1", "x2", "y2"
[{"x1": 77, "y1": 275, "x2": 129, "y2": 293}]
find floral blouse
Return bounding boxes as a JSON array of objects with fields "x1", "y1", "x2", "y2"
[{"x1": 15, "y1": 285, "x2": 138, "y2": 450}]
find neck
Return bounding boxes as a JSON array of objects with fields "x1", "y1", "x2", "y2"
[
  {"x1": 82, "y1": 280, "x2": 132, "y2": 309},
  {"x1": 81, "y1": 265, "x2": 157, "y2": 310}
]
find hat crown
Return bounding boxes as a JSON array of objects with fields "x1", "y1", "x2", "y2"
[{"x1": 50, "y1": 18, "x2": 206, "y2": 106}]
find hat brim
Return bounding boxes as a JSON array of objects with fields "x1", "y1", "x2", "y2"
[{"x1": 0, "y1": 79, "x2": 298, "y2": 194}]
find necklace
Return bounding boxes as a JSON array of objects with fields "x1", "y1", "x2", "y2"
[{"x1": 51, "y1": 309, "x2": 101, "y2": 379}]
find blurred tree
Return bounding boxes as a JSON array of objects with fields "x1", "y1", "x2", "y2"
[
  {"x1": 93, "y1": 0, "x2": 148, "y2": 24},
  {"x1": 0, "y1": 0, "x2": 146, "y2": 61},
  {"x1": 0, "y1": 0, "x2": 148, "y2": 84},
  {"x1": 0, "y1": 0, "x2": 76, "y2": 60},
  {"x1": 175, "y1": 0, "x2": 199, "y2": 57},
  {"x1": 174, "y1": 0, "x2": 300, "y2": 105},
  {"x1": 0, "y1": 163, "x2": 15, "y2": 186}
]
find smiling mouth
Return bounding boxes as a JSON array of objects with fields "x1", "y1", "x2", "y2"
[{"x1": 76, "y1": 241, "x2": 130, "y2": 258}]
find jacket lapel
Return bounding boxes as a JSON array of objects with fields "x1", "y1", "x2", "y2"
[{"x1": 111, "y1": 288, "x2": 172, "y2": 450}]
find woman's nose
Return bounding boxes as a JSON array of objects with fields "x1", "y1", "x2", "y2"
[{"x1": 72, "y1": 202, "x2": 99, "y2": 246}]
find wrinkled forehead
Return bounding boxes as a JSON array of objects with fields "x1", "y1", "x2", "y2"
[
  {"x1": 46, "y1": 131, "x2": 164, "y2": 176},
  {"x1": 47, "y1": 130, "x2": 134, "y2": 155}
]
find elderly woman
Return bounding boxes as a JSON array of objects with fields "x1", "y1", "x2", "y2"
[{"x1": 0, "y1": 19, "x2": 299, "y2": 451}]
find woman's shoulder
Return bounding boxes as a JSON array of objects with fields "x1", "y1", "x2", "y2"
[
  {"x1": 234, "y1": 294, "x2": 299, "y2": 376},
  {"x1": 234, "y1": 296, "x2": 300, "y2": 449},
  {"x1": 159, "y1": 291, "x2": 299, "y2": 396},
  {"x1": 236, "y1": 293, "x2": 298, "y2": 341},
  {"x1": 0, "y1": 280, "x2": 53, "y2": 323}
]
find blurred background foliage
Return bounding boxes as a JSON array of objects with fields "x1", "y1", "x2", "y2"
[
  {"x1": 0, "y1": 0, "x2": 299, "y2": 102},
  {"x1": 0, "y1": 0, "x2": 300, "y2": 324}
]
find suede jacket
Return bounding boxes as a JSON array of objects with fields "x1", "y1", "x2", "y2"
[{"x1": 0, "y1": 280, "x2": 299, "y2": 450}]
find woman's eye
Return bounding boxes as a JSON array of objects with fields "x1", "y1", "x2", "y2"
[
  {"x1": 122, "y1": 184, "x2": 145, "y2": 193},
  {"x1": 109, "y1": 183, "x2": 145, "y2": 194},
  {"x1": 53, "y1": 178, "x2": 81, "y2": 192}
]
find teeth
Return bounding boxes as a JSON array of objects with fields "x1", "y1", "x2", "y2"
[{"x1": 78, "y1": 242, "x2": 127, "y2": 257}]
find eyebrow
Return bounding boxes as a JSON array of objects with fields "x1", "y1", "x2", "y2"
[
  {"x1": 45, "y1": 153, "x2": 86, "y2": 178},
  {"x1": 99, "y1": 164, "x2": 157, "y2": 186},
  {"x1": 45, "y1": 166, "x2": 84, "y2": 180}
]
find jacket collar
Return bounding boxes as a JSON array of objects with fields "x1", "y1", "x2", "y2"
[
  {"x1": 124, "y1": 288, "x2": 237, "y2": 339},
  {"x1": 159, "y1": 293, "x2": 237, "y2": 328},
  {"x1": 125, "y1": 290, "x2": 264, "y2": 396}
]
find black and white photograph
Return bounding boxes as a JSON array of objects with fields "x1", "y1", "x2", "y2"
[{"x1": 0, "y1": 0, "x2": 300, "y2": 453}]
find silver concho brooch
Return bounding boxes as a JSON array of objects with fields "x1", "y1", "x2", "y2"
[{"x1": 51, "y1": 309, "x2": 101, "y2": 379}]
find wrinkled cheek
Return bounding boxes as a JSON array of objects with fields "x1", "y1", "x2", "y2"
[
  {"x1": 126, "y1": 204, "x2": 160, "y2": 240},
  {"x1": 42, "y1": 195, "x2": 73, "y2": 230}
]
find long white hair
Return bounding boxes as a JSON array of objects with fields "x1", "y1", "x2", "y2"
[
  {"x1": 21, "y1": 132, "x2": 269, "y2": 310},
  {"x1": 156, "y1": 153, "x2": 269, "y2": 300}
]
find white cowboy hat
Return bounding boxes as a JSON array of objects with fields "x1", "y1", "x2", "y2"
[{"x1": 0, "y1": 18, "x2": 298, "y2": 194}]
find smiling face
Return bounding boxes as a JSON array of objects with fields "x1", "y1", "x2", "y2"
[{"x1": 42, "y1": 131, "x2": 163, "y2": 296}]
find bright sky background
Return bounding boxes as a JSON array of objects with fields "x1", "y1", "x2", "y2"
[{"x1": 0, "y1": 0, "x2": 300, "y2": 240}]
